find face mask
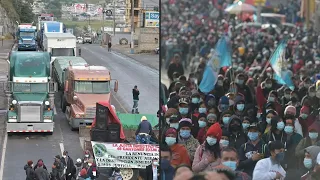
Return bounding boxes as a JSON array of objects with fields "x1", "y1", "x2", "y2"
[
  {"x1": 236, "y1": 104, "x2": 245, "y2": 111},
  {"x1": 88, "y1": 163, "x2": 92, "y2": 166},
  {"x1": 248, "y1": 132, "x2": 259, "y2": 141},
  {"x1": 199, "y1": 108, "x2": 207, "y2": 114},
  {"x1": 217, "y1": 80, "x2": 223, "y2": 86},
  {"x1": 242, "y1": 123, "x2": 250, "y2": 130},
  {"x1": 256, "y1": 113, "x2": 261, "y2": 119},
  {"x1": 179, "y1": 108, "x2": 188, "y2": 115},
  {"x1": 220, "y1": 139, "x2": 229, "y2": 147},
  {"x1": 236, "y1": 79, "x2": 244, "y2": 85},
  {"x1": 222, "y1": 117, "x2": 230, "y2": 125},
  {"x1": 198, "y1": 121, "x2": 207, "y2": 128},
  {"x1": 160, "y1": 159, "x2": 170, "y2": 170},
  {"x1": 284, "y1": 126, "x2": 294, "y2": 134},
  {"x1": 165, "y1": 137, "x2": 176, "y2": 146},
  {"x1": 153, "y1": 161, "x2": 159, "y2": 166},
  {"x1": 206, "y1": 137, "x2": 217, "y2": 146},
  {"x1": 170, "y1": 123, "x2": 179, "y2": 129},
  {"x1": 85, "y1": 154, "x2": 89, "y2": 158},
  {"x1": 63, "y1": 155, "x2": 66, "y2": 158},
  {"x1": 275, "y1": 152, "x2": 285, "y2": 162},
  {"x1": 192, "y1": 98, "x2": 200, "y2": 104},
  {"x1": 265, "y1": 84, "x2": 272, "y2": 88},
  {"x1": 266, "y1": 118, "x2": 271, "y2": 124},
  {"x1": 309, "y1": 132, "x2": 318, "y2": 139},
  {"x1": 222, "y1": 161, "x2": 237, "y2": 171},
  {"x1": 309, "y1": 92, "x2": 316, "y2": 97},
  {"x1": 277, "y1": 122, "x2": 285, "y2": 131},
  {"x1": 230, "y1": 124, "x2": 241, "y2": 132},
  {"x1": 180, "y1": 130, "x2": 191, "y2": 138},
  {"x1": 304, "y1": 158, "x2": 313, "y2": 169},
  {"x1": 300, "y1": 113, "x2": 308, "y2": 119},
  {"x1": 268, "y1": 97, "x2": 275, "y2": 102},
  {"x1": 284, "y1": 94, "x2": 290, "y2": 99}
]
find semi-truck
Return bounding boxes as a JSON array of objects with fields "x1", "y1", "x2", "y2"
[
  {"x1": 17, "y1": 24, "x2": 37, "y2": 51},
  {"x1": 38, "y1": 21, "x2": 66, "y2": 49},
  {"x1": 43, "y1": 33, "x2": 78, "y2": 61},
  {"x1": 5, "y1": 51, "x2": 57, "y2": 134},
  {"x1": 52, "y1": 57, "x2": 118, "y2": 130}
]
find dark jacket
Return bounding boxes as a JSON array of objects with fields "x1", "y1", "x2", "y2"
[
  {"x1": 24, "y1": 164, "x2": 36, "y2": 180},
  {"x1": 228, "y1": 116, "x2": 248, "y2": 151},
  {"x1": 34, "y1": 167, "x2": 50, "y2": 180},
  {"x1": 135, "y1": 120, "x2": 152, "y2": 135},
  {"x1": 34, "y1": 163, "x2": 47, "y2": 171},
  {"x1": 167, "y1": 62, "x2": 184, "y2": 82},
  {"x1": 238, "y1": 140, "x2": 270, "y2": 177},
  {"x1": 132, "y1": 89, "x2": 140, "y2": 100},
  {"x1": 283, "y1": 132, "x2": 303, "y2": 170},
  {"x1": 146, "y1": 164, "x2": 159, "y2": 180},
  {"x1": 161, "y1": 166, "x2": 174, "y2": 180},
  {"x1": 87, "y1": 165, "x2": 100, "y2": 179},
  {"x1": 61, "y1": 156, "x2": 76, "y2": 177}
]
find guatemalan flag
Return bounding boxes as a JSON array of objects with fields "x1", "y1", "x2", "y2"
[
  {"x1": 199, "y1": 36, "x2": 231, "y2": 93},
  {"x1": 270, "y1": 41, "x2": 295, "y2": 90}
]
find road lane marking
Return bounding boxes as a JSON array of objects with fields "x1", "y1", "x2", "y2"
[
  {"x1": 110, "y1": 52, "x2": 126, "y2": 60},
  {"x1": 59, "y1": 143, "x2": 65, "y2": 155},
  {"x1": 0, "y1": 132, "x2": 8, "y2": 179}
]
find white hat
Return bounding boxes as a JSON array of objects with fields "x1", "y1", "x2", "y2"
[{"x1": 76, "y1": 158, "x2": 82, "y2": 163}]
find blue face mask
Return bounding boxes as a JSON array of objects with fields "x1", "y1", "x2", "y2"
[
  {"x1": 222, "y1": 117, "x2": 230, "y2": 125},
  {"x1": 199, "y1": 108, "x2": 207, "y2": 114},
  {"x1": 198, "y1": 121, "x2": 207, "y2": 128},
  {"x1": 220, "y1": 139, "x2": 229, "y2": 147},
  {"x1": 300, "y1": 113, "x2": 308, "y2": 119},
  {"x1": 170, "y1": 123, "x2": 179, "y2": 129},
  {"x1": 277, "y1": 122, "x2": 285, "y2": 131},
  {"x1": 304, "y1": 158, "x2": 313, "y2": 169},
  {"x1": 309, "y1": 132, "x2": 319, "y2": 139},
  {"x1": 222, "y1": 161, "x2": 237, "y2": 171},
  {"x1": 236, "y1": 104, "x2": 245, "y2": 111},
  {"x1": 180, "y1": 130, "x2": 191, "y2": 139},
  {"x1": 179, "y1": 108, "x2": 188, "y2": 115},
  {"x1": 242, "y1": 123, "x2": 250, "y2": 130},
  {"x1": 206, "y1": 137, "x2": 217, "y2": 146},
  {"x1": 266, "y1": 118, "x2": 271, "y2": 124},
  {"x1": 268, "y1": 97, "x2": 275, "y2": 102},
  {"x1": 275, "y1": 152, "x2": 285, "y2": 162},
  {"x1": 165, "y1": 137, "x2": 176, "y2": 146},
  {"x1": 160, "y1": 159, "x2": 170, "y2": 170},
  {"x1": 192, "y1": 98, "x2": 199, "y2": 104},
  {"x1": 284, "y1": 126, "x2": 294, "y2": 134},
  {"x1": 248, "y1": 132, "x2": 259, "y2": 141}
]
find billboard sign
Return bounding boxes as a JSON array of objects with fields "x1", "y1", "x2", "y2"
[{"x1": 144, "y1": 11, "x2": 159, "y2": 28}]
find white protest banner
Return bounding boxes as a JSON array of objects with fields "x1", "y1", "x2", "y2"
[{"x1": 91, "y1": 141, "x2": 159, "y2": 169}]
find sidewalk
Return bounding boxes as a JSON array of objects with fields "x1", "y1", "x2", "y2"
[{"x1": 111, "y1": 44, "x2": 159, "y2": 70}]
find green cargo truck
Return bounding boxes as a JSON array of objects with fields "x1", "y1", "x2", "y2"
[{"x1": 5, "y1": 52, "x2": 57, "y2": 134}]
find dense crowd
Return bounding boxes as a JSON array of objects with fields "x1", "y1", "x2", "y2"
[{"x1": 160, "y1": 0, "x2": 320, "y2": 180}]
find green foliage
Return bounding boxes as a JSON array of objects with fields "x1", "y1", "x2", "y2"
[
  {"x1": 0, "y1": 0, "x2": 20, "y2": 21},
  {"x1": 44, "y1": 0, "x2": 62, "y2": 19},
  {"x1": 13, "y1": 0, "x2": 36, "y2": 23}
]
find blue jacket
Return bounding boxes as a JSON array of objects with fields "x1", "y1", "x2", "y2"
[
  {"x1": 161, "y1": 166, "x2": 174, "y2": 180},
  {"x1": 136, "y1": 120, "x2": 152, "y2": 135}
]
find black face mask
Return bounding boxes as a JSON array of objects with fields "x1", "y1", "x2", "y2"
[
  {"x1": 230, "y1": 124, "x2": 241, "y2": 132},
  {"x1": 291, "y1": 97, "x2": 298, "y2": 103},
  {"x1": 207, "y1": 122, "x2": 214, "y2": 127}
]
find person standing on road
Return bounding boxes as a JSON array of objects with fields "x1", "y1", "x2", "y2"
[
  {"x1": 34, "y1": 159, "x2": 47, "y2": 171},
  {"x1": 132, "y1": 85, "x2": 140, "y2": 114},
  {"x1": 52, "y1": 155, "x2": 64, "y2": 180},
  {"x1": 108, "y1": 40, "x2": 112, "y2": 52},
  {"x1": 34, "y1": 161, "x2": 50, "y2": 180},
  {"x1": 24, "y1": 160, "x2": 36, "y2": 180},
  {"x1": 61, "y1": 151, "x2": 76, "y2": 180}
]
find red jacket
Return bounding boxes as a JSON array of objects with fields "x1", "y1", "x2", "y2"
[{"x1": 256, "y1": 85, "x2": 283, "y2": 116}]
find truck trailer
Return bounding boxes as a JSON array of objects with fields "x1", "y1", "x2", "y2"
[{"x1": 5, "y1": 52, "x2": 57, "y2": 134}]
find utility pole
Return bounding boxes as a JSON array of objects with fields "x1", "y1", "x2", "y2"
[
  {"x1": 101, "y1": 2, "x2": 106, "y2": 34},
  {"x1": 113, "y1": 0, "x2": 116, "y2": 36},
  {"x1": 130, "y1": 0, "x2": 134, "y2": 54}
]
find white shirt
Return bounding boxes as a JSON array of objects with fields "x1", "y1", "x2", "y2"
[
  {"x1": 253, "y1": 158, "x2": 286, "y2": 180},
  {"x1": 294, "y1": 118, "x2": 303, "y2": 137},
  {"x1": 152, "y1": 166, "x2": 157, "y2": 180}
]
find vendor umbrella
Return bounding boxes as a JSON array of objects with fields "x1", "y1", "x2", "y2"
[{"x1": 225, "y1": 2, "x2": 257, "y2": 14}]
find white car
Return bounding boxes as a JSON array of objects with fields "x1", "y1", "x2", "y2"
[
  {"x1": 77, "y1": 38, "x2": 83, "y2": 44},
  {"x1": 155, "y1": 47, "x2": 159, "y2": 54}
]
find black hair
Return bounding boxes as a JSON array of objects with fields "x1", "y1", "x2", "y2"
[
  {"x1": 270, "y1": 116, "x2": 281, "y2": 132},
  {"x1": 221, "y1": 147, "x2": 238, "y2": 159},
  {"x1": 160, "y1": 143, "x2": 172, "y2": 155},
  {"x1": 204, "y1": 140, "x2": 221, "y2": 158},
  {"x1": 268, "y1": 140, "x2": 284, "y2": 151}
]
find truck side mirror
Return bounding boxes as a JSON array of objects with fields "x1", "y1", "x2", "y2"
[
  {"x1": 64, "y1": 80, "x2": 69, "y2": 92},
  {"x1": 78, "y1": 49, "x2": 81, "y2": 56},
  {"x1": 114, "y1": 80, "x2": 118, "y2": 92}
]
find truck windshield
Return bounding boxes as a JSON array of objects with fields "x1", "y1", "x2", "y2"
[
  {"x1": 75, "y1": 81, "x2": 110, "y2": 94},
  {"x1": 20, "y1": 32, "x2": 34, "y2": 37},
  {"x1": 52, "y1": 48, "x2": 74, "y2": 56},
  {"x1": 13, "y1": 83, "x2": 48, "y2": 92}
]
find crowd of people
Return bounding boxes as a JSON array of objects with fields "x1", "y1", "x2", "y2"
[{"x1": 160, "y1": 0, "x2": 320, "y2": 180}]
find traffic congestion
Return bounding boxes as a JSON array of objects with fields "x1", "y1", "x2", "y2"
[{"x1": 161, "y1": 0, "x2": 320, "y2": 179}]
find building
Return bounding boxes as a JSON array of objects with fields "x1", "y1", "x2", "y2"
[{"x1": 125, "y1": 0, "x2": 142, "y2": 28}]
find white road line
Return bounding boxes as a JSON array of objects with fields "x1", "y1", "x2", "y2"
[
  {"x1": 54, "y1": 108, "x2": 57, "y2": 115},
  {"x1": 111, "y1": 52, "x2": 126, "y2": 60},
  {"x1": 59, "y1": 143, "x2": 65, "y2": 155},
  {"x1": 0, "y1": 132, "x2": 8, "y2": 179}
]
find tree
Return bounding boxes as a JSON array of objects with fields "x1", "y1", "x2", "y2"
[{"x1": 12, "y1": 0, "x2": 35, "y2": 23}]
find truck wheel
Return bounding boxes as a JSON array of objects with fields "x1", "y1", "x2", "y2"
[
  {"x1": 120, "y1": 169, "x2": 139, "y2": 180},
  {"x1": 61, "y1": 98, "x2": 66, "y2": 113}
]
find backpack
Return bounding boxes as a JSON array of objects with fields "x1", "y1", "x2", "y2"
[{"x1": 244, "y1": 142, "x2": 267, "y2": 156}]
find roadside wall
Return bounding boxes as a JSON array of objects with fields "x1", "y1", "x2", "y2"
[
  {"x1": 0, "y1": 5, "x2": 17, "y2": 36},
  {"x1": 137, "y1": 27, "x2": 159, "y2": 53}
]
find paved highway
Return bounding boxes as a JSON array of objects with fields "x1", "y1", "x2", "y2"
[{"x1": 1, "y1": 43, "x2": 159, "y2": 179}]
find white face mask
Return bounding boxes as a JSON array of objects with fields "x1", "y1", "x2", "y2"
[
  {"x1": 88, "y1": 163, "x2": 92, "y2": 166},
  {"x1": 85, "y1": 154, "x2": 89, "y2": 158},
  {"x1": 153, "y1": 161, "x2": 159, "y2": 166},
  {"x1": 63, "y1": 155, "x2": 66, "y2": 158}
]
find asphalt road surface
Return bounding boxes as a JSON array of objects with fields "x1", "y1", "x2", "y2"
[{"x1": 1, "y1": 43, "x2": 158, "y2": 179}]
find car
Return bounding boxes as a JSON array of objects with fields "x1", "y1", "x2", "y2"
[
  {"x1": 77, "y1": 37, "x2": 83, "y2": 44},
  {"x1": 155, "y1": 47, "x2": 159, "y2": 54}
]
